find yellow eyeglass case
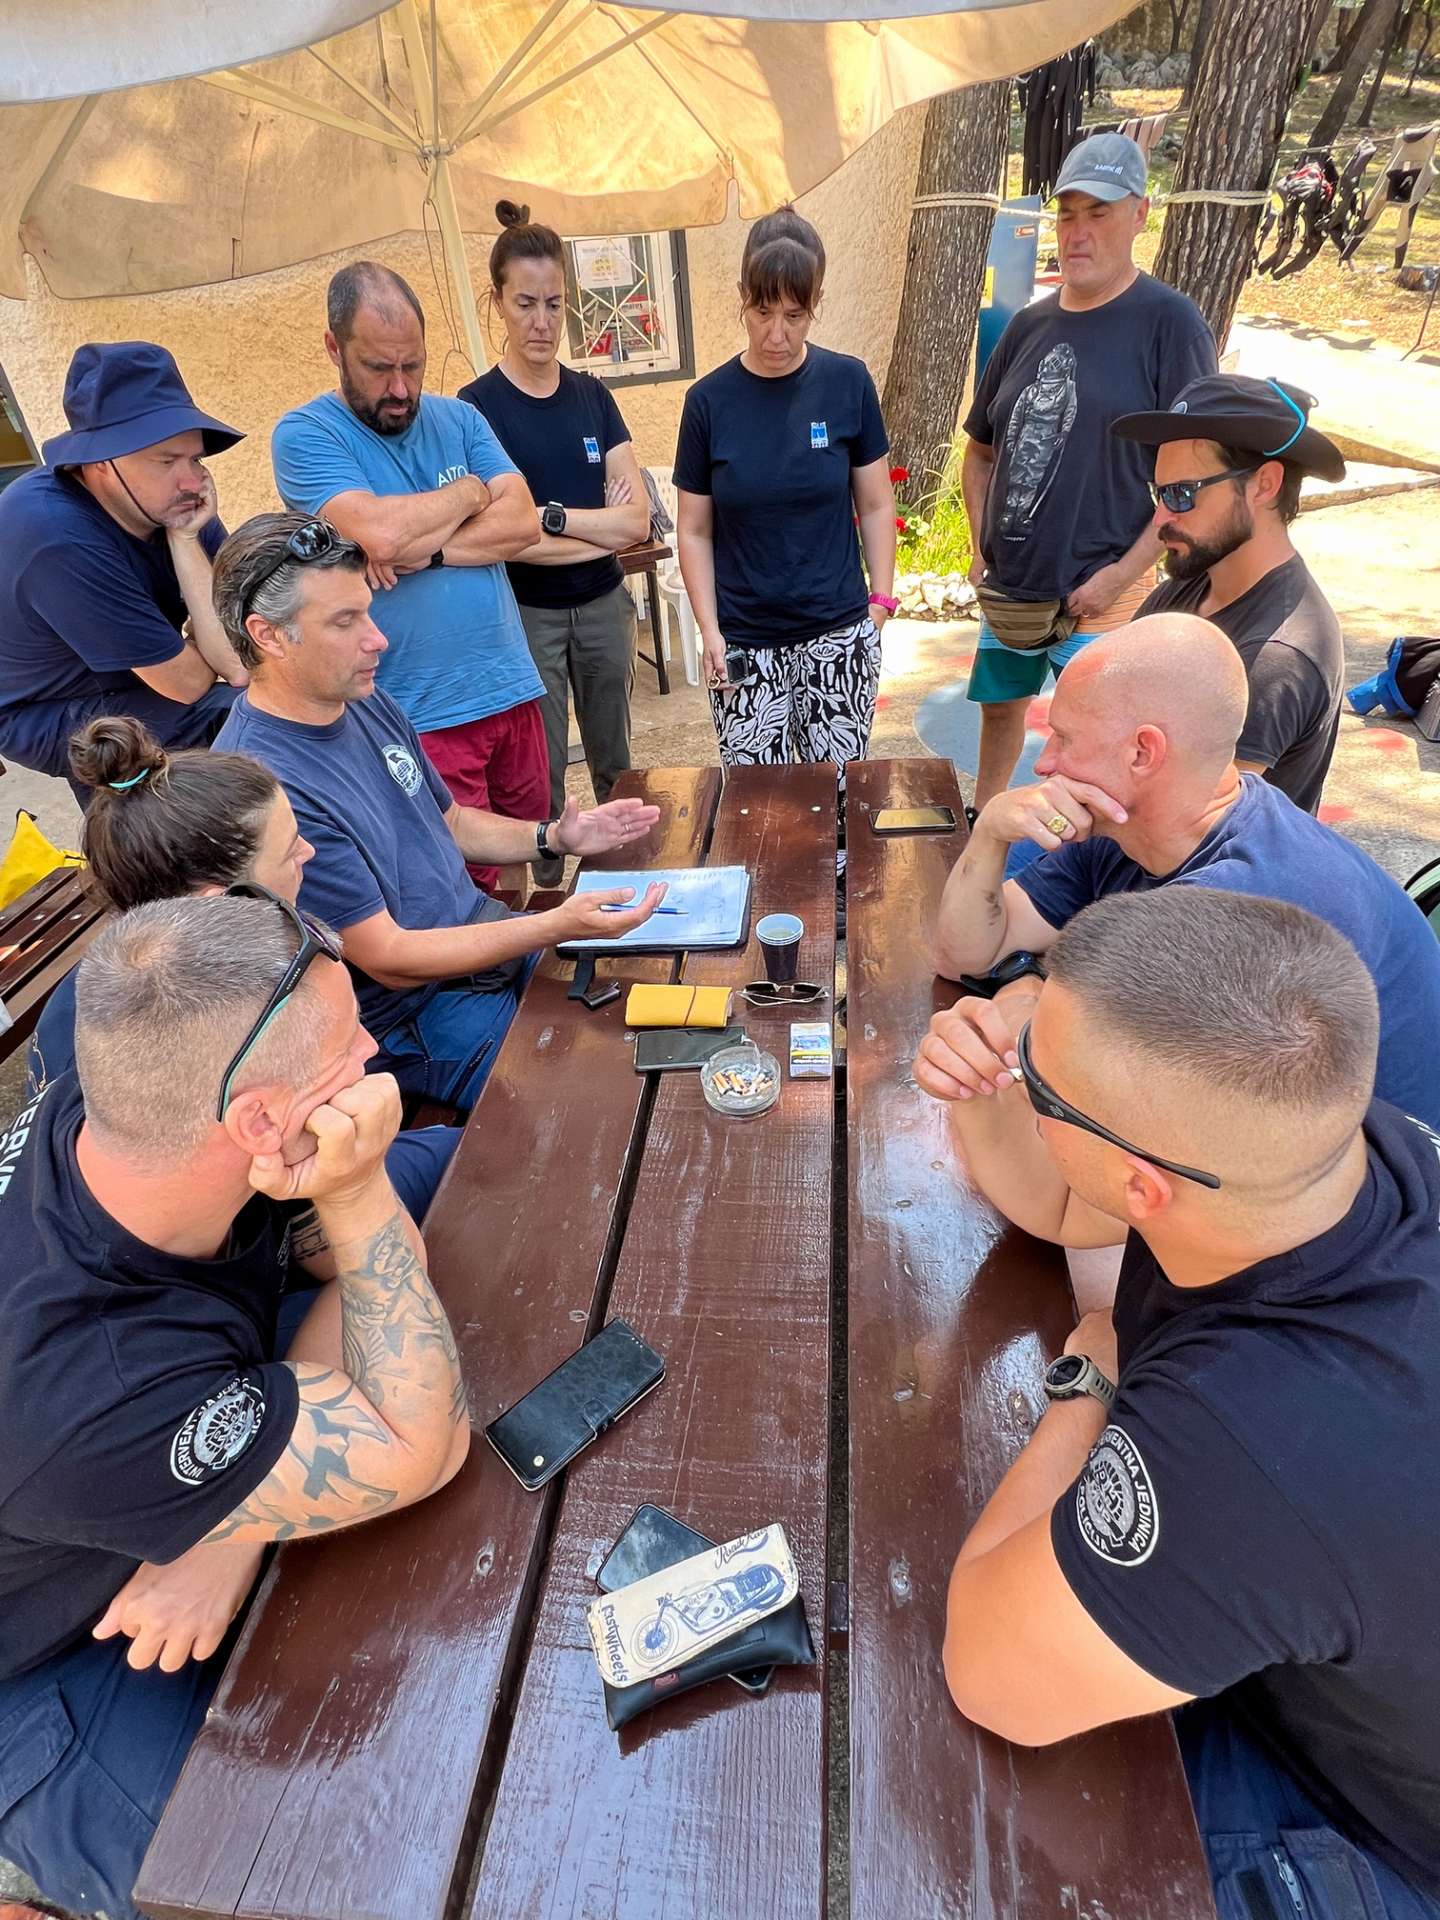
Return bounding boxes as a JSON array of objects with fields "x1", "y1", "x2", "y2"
[{"x1": 624, "y1": 984, "x2": 734, "y2": 1029}]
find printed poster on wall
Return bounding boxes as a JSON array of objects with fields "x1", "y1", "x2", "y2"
[{"x1": 574, "y1": 238, "x2": 639, "y2": 290}]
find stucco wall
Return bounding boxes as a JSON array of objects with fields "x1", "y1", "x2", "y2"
[{"x1": 0, "y1": 102, "x2": 924, "y2": 523}]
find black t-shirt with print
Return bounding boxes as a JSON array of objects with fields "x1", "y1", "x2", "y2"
[
  {"x1": 1052, "y1": 1101, "x2": 1440, "y2": 1897},
  {"x1": 1139, "y1": 554, "x2": 1343, "y2": 814},
  {"x1": 0, "y1": 1076, "x2": 301, "y2": 1679},
  {"x1": 964, "y1": 273, "x2": 1216, "y2": 603}
]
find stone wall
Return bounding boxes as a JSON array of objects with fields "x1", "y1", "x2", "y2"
[{"x1": 0, "y1": 104, "x2": 926, "y2": 523}]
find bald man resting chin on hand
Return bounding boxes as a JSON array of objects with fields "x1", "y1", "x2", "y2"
[{"x1": 921, "y1": 614, "x2": 1440, "y2": 1149}]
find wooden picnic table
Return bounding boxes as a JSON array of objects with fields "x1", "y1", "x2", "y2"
[
  {"x1": 0, "y1": 866, "x2": 106, "y2": 1065},
  {"x1": 137, "y1": 760, "x2": 1214, "y2": 1920}
]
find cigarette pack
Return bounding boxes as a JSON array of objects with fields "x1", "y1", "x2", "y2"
[{"x1": 789, "y1": 1021, "x2": 833, "y2": 1079}]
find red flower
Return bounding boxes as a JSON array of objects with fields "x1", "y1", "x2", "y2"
[
  {"x1": 890, "y1": 465, "x2": 909, "y2": 485},
  {"x1": 895, "y1": 515, "x2": 908, "y2": 532}
]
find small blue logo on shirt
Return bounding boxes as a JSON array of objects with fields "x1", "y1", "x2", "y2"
[
  {"x1": 383, "y1": 744, "x2": 423, "y2": 796},
  {"x1": 583, "y1": 435, "x2": 602, "y2": 464},
  {"x1": 810, "y1": 421, "x2": 829, "y2": 449}
]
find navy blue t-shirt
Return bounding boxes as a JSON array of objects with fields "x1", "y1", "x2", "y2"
[
  {"x1": 0, "y1": 464, "x2": 227, "y2": 773},
  {"x1": 215, "y1": 690, "x2": 480, "y2": 1037},
  {"x1": 673, "y1": 345, "x2": 889, "y2": 647},
  {"x1": 0, "y1": 1075, "x2": 301, "y2": 1679},
  {"x1": 1054, "y1": 1101, "x2": 1440, "y2": 1896},
  {"x1": 459, "y1": 365, "x2": 630, "y2": 610},
  {"x1": 964, "y1": 274, "x2": 1215, "y2": 603},
  {"x1": 1014, "y1": 776, "x2": 1440, "y2": 1127}
]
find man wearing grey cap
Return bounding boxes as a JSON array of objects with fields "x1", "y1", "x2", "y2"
[
  {"x1": 962, "y1": 133, "x2": 1216, "y2": 810},
  {"x1": 1116, "y1": 373, "x2": 1346, "y2": 814}
]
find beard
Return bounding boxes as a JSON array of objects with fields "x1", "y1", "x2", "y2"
[
  {"x1": 1159, "y1": 498, "x2": 1254, "y2": 581},
  {"x1": 339, "y1": 360, "x2": 419, "y2": 437}
]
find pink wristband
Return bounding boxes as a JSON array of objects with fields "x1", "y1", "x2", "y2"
[{"x1": 868, "y1": 592, "x2": 899, "y2": 615}]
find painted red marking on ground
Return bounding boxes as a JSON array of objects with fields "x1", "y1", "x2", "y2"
[
  {"x1": 874, "y1": 694, "x2": 892, "y2": 710},
  {"x1": 1025, "y1": 695, "x2": 1053, "y2": 735},
  {"x1": 1318, "y1": 803, "x2": 1355, "y2": 824},
  {"x1": 1369, "y1": 731, "x2": 1409, "y2": 753}
]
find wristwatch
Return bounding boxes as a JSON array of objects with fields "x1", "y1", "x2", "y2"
[
  {"x1": 868, "y1": 591, "x2": 900, "y2": 615},
  {"x1": 958, "y1": 950, "x2": 1047, "y2": 999},
  {"x1": 536, "y1": 819, "x2": 561, "y2": 863},
  {"x1": 428, "y1": 549, "x2": 446, "y2": 569},
  {"x1": 1043, "y1": 1353, "x2": 1116, "y2": 1410},
  {"x1": 541, "y1": 501, "x2": 568, "y2": 537}
]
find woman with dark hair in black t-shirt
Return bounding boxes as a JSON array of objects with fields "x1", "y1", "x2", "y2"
[
  {"x1": 674, "y1": 208, "x2": 898, "y2": 770},
  {"x1": 459, "y1": 204, "x2": 649, "y2": 878}
]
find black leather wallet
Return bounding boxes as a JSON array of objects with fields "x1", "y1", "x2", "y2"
[{"x1": 601, "y1": 1592, "x2": 814, "y2": 1731}]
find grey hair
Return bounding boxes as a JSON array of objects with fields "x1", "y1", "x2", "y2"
[
  {"x1": 1046, "y1": 888, "x2": 1378, "y2": 1117},
  {"x1": 212, "y1": 511, "x2": 367, "y2": 669},
  {"x1": 328, "y1": 261, "x2": 426, "y2": 344},
  {"x1": 75, "y1": 895, "x2": 340, "y2": 1167}
]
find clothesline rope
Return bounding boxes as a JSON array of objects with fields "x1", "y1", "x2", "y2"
[
  {"x1": 1164, "y1": 188, "x2": 1273, "y2": 207},
  {"x1": 910, "y1": 192, "x2": 1003, "y2": 211}
]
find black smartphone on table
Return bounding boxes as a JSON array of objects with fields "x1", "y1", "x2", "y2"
[
  {"x1": 869, "y1": 806, "x2": 958, "y2": 836},
  {"x1": 485, "y1": 1320, "x2": 665, "y2": 1492},
  {"x1": 595, "y1": 1503, "x2": 773, "y2": 1694},
  {"x1": 633, "y1": 1025, "x2": 743, "y2": 1074}
]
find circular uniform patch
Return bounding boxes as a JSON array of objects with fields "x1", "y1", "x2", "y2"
[
  {"x1": 170, "y1": 1379, "x2": 267, "y2": 1485},
  {"x1": 1075, "y1": 1423, "x2": 1160, "y2": 1568},
  {"x1": 383, "y1": 743, "x2": 423, "y2": 796}
]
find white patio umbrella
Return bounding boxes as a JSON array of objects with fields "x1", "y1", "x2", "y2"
[{"x1": 0, "y1": 0, "x2": 1132, "y2": 370}]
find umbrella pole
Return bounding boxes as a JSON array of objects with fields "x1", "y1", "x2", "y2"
[{"x1": 431, "y1": 148, "x2": 488, "y2": 373}]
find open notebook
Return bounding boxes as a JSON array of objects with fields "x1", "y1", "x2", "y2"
[{"x1": 557, "y1": 866, "x2": 752, "y2": 953}]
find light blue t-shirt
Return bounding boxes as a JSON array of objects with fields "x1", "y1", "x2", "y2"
[{"x1": 271, "y1": 391, "x2": 544, "y2": 733}]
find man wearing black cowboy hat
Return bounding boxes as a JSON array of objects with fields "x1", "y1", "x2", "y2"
[
  {"x1": 0, "y1": 342, "x2": 248, "y2": 794},
  {"x1": 1115, "y1": 373, "x2": 1346, "y2": 815}
]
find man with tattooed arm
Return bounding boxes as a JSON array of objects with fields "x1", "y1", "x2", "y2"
[{"x1": 0, "y1": 891, "x2": 467, "y2": 1920}]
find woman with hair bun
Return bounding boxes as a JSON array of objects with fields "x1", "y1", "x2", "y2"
[
  {"x1": 28, "y1": 714, "x2": 460, "y2": 1222},
  {"x1": 459, "y1": 203, "x2": 648, "y2": 879},
  {"x1": 674, "y1": 206, "x2": 898, "y2": 770}
]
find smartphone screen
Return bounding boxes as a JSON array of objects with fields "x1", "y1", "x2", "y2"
[
  {"x1": 596, "y1": 1504, "x2": 773, "y2": 1694},
  {"x1": 633, "y1": 1025, "x2": 744, "y2": 1073},
  {"x1": 869, "y1": 806, "x2": 958, "y2": 835},
  {"x1": 485, "y1": 1320, "x2": 665, "y2": 1492}
]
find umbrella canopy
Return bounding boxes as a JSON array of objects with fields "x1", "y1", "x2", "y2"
[{"x1": 0, "y1": 0, "x2": 1131, "y2": 366}]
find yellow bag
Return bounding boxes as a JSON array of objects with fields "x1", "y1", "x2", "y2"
[
  {"x1": 0, "y1": 811, "x2": 84, "y2": 912},
  {"x1": 624, "y1": 983, "x2": 734, "y2": 1029}
]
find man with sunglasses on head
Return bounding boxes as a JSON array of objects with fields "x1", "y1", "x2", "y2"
[
  {"x1": 931, "y1": 886, "x2": 1440, "y2": 1920},
  {"x1": 0, "y1": 342, "x2": 247, "y2": 794},
  {"x1": 0, "y1": 892, "x2": 468, "y2": 1920},
  {"x1": 212, "y1": 512, "x2": 663, "y2": 1113},
  {"x1": 924, "y1": 613, "x2": 1440, "y2": 1138},
  {"x1": 1117, "y1": 372, "x2": 1346, "y2": 814}
]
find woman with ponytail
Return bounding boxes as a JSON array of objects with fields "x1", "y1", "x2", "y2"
[
  {"x1": 458, "y1": 203, "x2": 648, "y2": 878},
  {"x1": 28, "y1": 715, "x2": 460, "y2": 1222}
]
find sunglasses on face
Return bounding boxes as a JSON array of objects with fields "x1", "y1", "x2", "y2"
[
  {"x1": 1015, "y1": 1021, "x2": 1222, "y2": 1190},
  {"x1": 215, "y1": 883, "x2": 345, "y2": 1122},
  {"x1": 1149, "y1": 465, "x2": 1258, "y2": 515}
]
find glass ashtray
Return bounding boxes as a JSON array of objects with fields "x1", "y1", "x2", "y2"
[{"x1": 700, "y1": 1038, "x2": 781, "y2": 1116}]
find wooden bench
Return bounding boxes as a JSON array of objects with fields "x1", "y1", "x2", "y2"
[
  {"x1": 135, "y1": 767, "x2": 722, "y2": 1920},
  {"x1": 844, "y1": 757, "x2": 1215, "y2": 1918},
  {"x1": 0, "y1": 868, "x2": 106, "y2": 1066}
]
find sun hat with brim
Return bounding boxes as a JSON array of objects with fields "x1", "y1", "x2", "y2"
[
  {"x1": 1111, "y1": 372, "x2": 1346, "y2": 483},
  {"x1": 42, "y1": 341, "x2": 244, "y2": 468}
]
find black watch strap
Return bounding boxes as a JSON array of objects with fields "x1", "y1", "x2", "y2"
[
  {"x1": 428, "y1": 549, "x2": 445, "y2": 569},
  {"x1": 537, "y1": 819, "x2": 556, "y2": 862}
]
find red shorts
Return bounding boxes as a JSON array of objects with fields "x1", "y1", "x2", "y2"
[{"x1": 419, "y1": 700, "x2": 549, "y2": 892}]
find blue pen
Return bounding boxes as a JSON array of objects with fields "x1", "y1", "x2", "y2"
[{"x1": 599, "y1": 903, "x2": 687, "y2": 913}]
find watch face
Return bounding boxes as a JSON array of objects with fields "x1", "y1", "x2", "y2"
[{"x1": 1048, "y1": 1355, "x2": 1086, "y2": 1388}]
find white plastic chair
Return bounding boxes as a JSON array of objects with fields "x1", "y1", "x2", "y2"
[{"x1": 644, "y1": 463, "x2": 701, "y2": 687}]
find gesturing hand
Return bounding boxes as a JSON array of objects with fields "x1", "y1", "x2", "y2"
[
  {"x1": 913, "y1": 992, "x2": 1035, "y2": 1102},
  {"x1": 248, "y1": 1073, "x2": 401, "y2": 1207},
  {"x1": 977, "y1": 776, "x2": 1128, "y2": 853},
  {"x1": 551, "y1": 882, "x2": 667, "y2": 943},
  {"x1": 551, "y1": 793, "x2": 661, "y2": 858},
  {"x1": 93, "y1": 1538, "x2": 265, "y2": 1672}
]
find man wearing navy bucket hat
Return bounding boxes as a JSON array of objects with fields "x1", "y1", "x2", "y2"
[
  {"x1": 0, "y1": 342, "x2": 248, "y2": 794},
  {"x1": 1117, "y1": 372, "x2": 1347, "y2": 814}
]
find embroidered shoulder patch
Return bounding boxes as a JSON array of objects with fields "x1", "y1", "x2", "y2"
[
  {"x1": 170, "y1": 1379, "x2": 267, "y2": 1485},
  {"x1": 1074, "y1": 1423, "x2": 1160, "y2": 1567}
]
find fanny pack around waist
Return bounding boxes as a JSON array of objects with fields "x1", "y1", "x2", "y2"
[{"x1": 974, "y1": 583, "x2": 1078, "y2": 653}]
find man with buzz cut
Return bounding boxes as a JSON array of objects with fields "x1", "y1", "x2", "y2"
[{"x1": 271, "y1": 261, "x2": 546, "y2": 889}]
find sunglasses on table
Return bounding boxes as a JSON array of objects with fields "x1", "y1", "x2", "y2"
[
  {"x1": 1014, "y1": 1020, "x2": 1222, "y2": 1190},
  {"x1": 1148, "y1": 465, "x2": 1259, "y2": 515},
  {"x1": 741, "y1": 981, "x2": 827, "y2": 1007},
  {"x1": 215, "y1": 883, "x2": 345, "y2": 1122}
]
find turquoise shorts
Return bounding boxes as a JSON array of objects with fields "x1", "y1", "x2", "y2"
[{"x1": 966, "y1": 621, "x2": 1099, "y2": 704}]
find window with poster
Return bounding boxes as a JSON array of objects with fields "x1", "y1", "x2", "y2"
[{"x1": 560, "y1": 230, "x2": 694, "y2": 387}]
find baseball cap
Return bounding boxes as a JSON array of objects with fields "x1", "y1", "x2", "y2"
[
  {"x1": 1111, "y1": 373, "x2": 1346, "y2": 482},
  {"x1": 1052, "y1": 132, "x2": 1148, "y2": 203}
]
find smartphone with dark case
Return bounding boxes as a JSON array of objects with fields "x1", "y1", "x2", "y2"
[
  {"x1": 485, "y1": 1321, "x2": 665, "y2": 1492},
  {"x1": 596, "y1": 1503, "x2": 773, "y2": 1694},
  {"x1": 723, "y1": 644, "x2": 755, "y2": 691},
  {"x1": 633, "y1": 1025, "x2": 744, "y2": 1073},
  {"x1": 869, "y1": 805, "x2": 958, "y2": 835}
]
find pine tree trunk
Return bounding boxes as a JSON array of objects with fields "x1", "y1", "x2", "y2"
[
  {"x1": 1405, "y1": 8, "x2": 1434, "y2": 92},
  {"x1": 881, "y1": 80, "x2": 1010, "y2": 505},
  {"x1": 1154, "y1": 0, "x2": 1312, "y2": 349},
  {"x1": 1361, "y1": 0, "x2": 1412, "y2": 116},
  {"x1": 1182, "y1": 0, "x2": 1219, "y2": 105},
  {"x1": 1312, "y1": 0, "x2": 1402, "y2": 142}
]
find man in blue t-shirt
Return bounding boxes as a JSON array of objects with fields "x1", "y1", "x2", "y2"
[
  {"x1": 0, "y1": 342, "x2": 247, "y2": 791},
  {"x1": 922, "y1": 614, "x2": 1440, "y2": 1137},
  {"x1": 211, "y1": 513, "x2": 664, "y2": 1112},
  {"x1": 934, "y1": 885, "x2": 1440, "y2": 1917},
  {"x1": 271, "y1": 263, "x2": 546, "y2": 890}
]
